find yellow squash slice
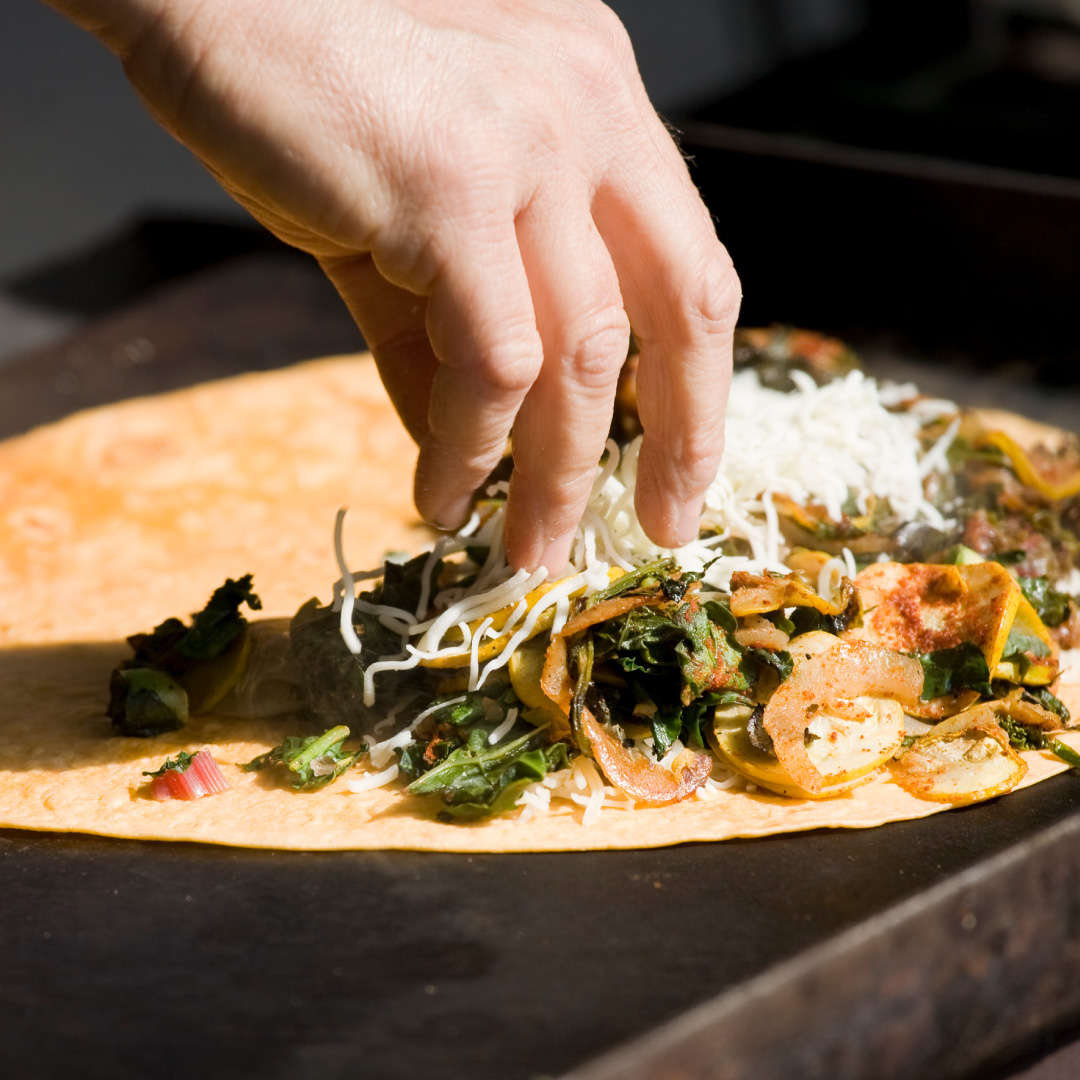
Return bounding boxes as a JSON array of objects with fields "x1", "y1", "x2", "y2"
[
  {"x1": 847, "y1": 561, "x2": 1021, "y2": 671},
  {"x1": 889, "y1": 704, "x2": 1028, "y2": 805},
  {"x1": 712, "y1": 697, "x2": 904, "y2": 800}
]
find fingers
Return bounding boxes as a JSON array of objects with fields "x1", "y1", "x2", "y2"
[
  {"x1": 320, "y1": 253, "x2": 436, "y2": 443},
  {"x1": 414, "y1": 222, "x2": 544, "y2": 531},
  {"x1": 593, "y1": 121, "x2": 741, "y2": 548},
  {"x1": 506, "y1": 185, "x2": 630, "y2": 572}
]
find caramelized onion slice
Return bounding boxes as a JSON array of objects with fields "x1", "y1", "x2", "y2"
[
  {"x1": 579, "y1": 710, "x2": 713, "y2": 807},
  {"x1": 903, "y1": 690, "x2": 981, "y2": 721},
  {"x1": 995, "y1": 687, "x2": 1065, "y2": 732},
  {"x1": 734, "y1": 615, "x2": 790, "y2": 651},
  {"x1": 890, "y1": 704, "x2": 1028, "y2": 805},
  {"x1": 540, "y1": 633, "x2": 711, "y2": 805},
  {"x1": 762, "y1": 638, "x2": 924, "y2": 793},
  {"x1": 730, "y1": 570, "x2": 855, "y2": 619}
]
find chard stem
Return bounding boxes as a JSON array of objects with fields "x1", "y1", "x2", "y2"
[{"x1": 288, "y1": 725, "x2": 351, "y2": 773}]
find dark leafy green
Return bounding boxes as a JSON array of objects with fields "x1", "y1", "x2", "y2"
[
  {"x1": 1018, "y1": 576, "x2": 1070, "y2": 628},
  {"x1": 916, "y1": 643, "x2": 992, "y2": 700},
  {"x1": 741, "y1": 647, "x2": 794, "y2": 684},
  {"x1": 375, "y1": 552, "x2": 443, "y2": 614},
  {"x1": 174, "y1": 575, "x2": 262, "y2": 661},
  {"x1": 998, "y1": 716, "x2": 1080, "y2": 771},
  {"x1": 107, "y1": 667, "x2": 188, "y2": 737},
  {"x1": 142, "y1": 750, "x2": 196, "y2": 778},
  {"x1": 407, "y1": 725, "x2": 571, "y2": 820},
  {"x1": 108, "y1": 575, "x2": 262, "y2": 735},
  {"x1": 675, "y1": 604, "x2": 748, "y2": 704},
  {"x1": 1023, "y1": 686, "x2": 1072, "y2": 725},
  {"x1": 241, "y1": 725, "x2": 363, "y2": 790},
  {"x1": 650, "y1": 705, "x2": 685, "y2": 758}
]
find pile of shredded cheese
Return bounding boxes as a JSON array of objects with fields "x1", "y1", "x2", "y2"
[{"x1": 334, "y1": 368, "x2": 959, "y2": 820}]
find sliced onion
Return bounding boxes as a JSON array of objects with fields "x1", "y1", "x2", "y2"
[
  {"x1": 730, "y1": 570, "x2": 856, "y2": 619},
  {"x1": 579, "y1": 710, "x2": 713, "y2": 807},
  {"x1": 762, "y1": 638, "x2": 924, "y2": 793},
  {"x1": 734, "y1": 615, "x2": 790, "y2": 651},
  {"x1": 540, "y1": 631, "x2": 711, "y2": 806}
]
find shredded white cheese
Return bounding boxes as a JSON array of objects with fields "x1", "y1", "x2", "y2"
[{"x1": 333, "y1": 368, "x2": 957, "y2": 724}]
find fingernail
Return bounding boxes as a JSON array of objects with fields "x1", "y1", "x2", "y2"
[
  {"x1": 425, "y1": 495, "x2": 471, "y2": 533},
  {"x1": 675, "y1": 496, "x2": 704, "y2": 547}
]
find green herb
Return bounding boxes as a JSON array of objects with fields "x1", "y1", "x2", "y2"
[
  {"x1": 998, "y1": 716, "x2": 1080, "y2": 771},
  {"x1": 1002, "y1": 626, "x2": 1052, "y2": 661},
  {"x1": 434, "y1": 691, "x2": 499, "y2": 727},
  {"x1": 375, "y1": 552, "x2": 443, "y2": 614},
  {"x1": 174, "y1": 575, "x2": 262, "y2": 661},
  {"x1": 108, "y1": 576, "x2": 262, "y2": 735},
  {"x1": 241, "y1": 725, "x2": 362, "y2": 790},
  {"x1": 407, "y1": 725, "x2": 571, "y2": 819},
  {"x1": 142, "y1": 751, "x2": 196, "y2": 778},
  {"x1": 650, "y1": 705, "x2": 685, "y2": 758},
  {"x1": 107, "y1": 667, "x2": 189, "y2": 737},
  {"x1": 741, "y1": 647, "x2": 794, "y2": 684},
  {"x1": 1018, "y1": 576, "x2": 1071, "y2": 628},
  {"x1": 675, "y1": 604, "x2": 748, "y2": 704},
  {"x1": 1023, "y1": 686, "x2": 1071, "y2": 725},
  {"x1": 587, "y1": 558, "x2": 677, "y2": 607},
  {"x1": 765, "y1": 611, "x2": 797, "y2": 636},
  {"x1": 916, "y1": 643, "x2": 992, "y2": 700}
]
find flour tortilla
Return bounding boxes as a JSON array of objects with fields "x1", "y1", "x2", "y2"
[{"x1": 1, "y1": 354, "x2": 1077, "y2": 851}]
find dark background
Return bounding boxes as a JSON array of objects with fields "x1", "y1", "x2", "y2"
[{"x1": 4, "y1": 2, "x2": 1080, "y2": 1078}]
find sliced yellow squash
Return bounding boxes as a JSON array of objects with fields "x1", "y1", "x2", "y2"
[
  {"x1": 712, "y1": 697, "x2": 903, "y2": 800},
  {"x1": 889, "y1": 704, "x2": 1028, "y2": 805}
]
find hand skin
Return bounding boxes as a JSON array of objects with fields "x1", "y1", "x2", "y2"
[{"x1": 45, "y1": 0, "x2": 741, "y2": 573}]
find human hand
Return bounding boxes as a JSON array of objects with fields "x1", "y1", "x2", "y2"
[{"x1": 52, "y1": 0, "x2": 740, "y2": 571}]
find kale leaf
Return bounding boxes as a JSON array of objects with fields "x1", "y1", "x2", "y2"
[
  {"x1": 1018, "y1": 576, "x2": 1070, "y2": 628},
  {"x1": 174, "y1": 575, "x2": 262, "y2": 661},
  {"x1": 916, "y1": 643, "x2": 992, "y2": 700},
  {"x1": 141, "y1": 750, "x2": 196, "y2": 778},
  {"x1": 406, "y1": 726, "x2": 571, "y2": 820},
  {"x1": 998, "y1": 716, "x2": 1080, "y2": 771},
  {"x1": 107, "y1": 667, "x2": 189, "y2": 737}
]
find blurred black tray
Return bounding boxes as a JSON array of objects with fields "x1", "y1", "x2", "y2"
[{"x1": 3, "y1": 202, "x2": 1080, "y2": 1080}]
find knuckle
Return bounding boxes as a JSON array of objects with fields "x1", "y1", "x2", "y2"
[
  {"x1": 569, "y1": 309, "x2": 632, "y2": 390},
  {"x1": 685, "y1": 247, "x2": 743, "y2": 338},
  {"x1": 471, "y1": 333, "x2": 544, "y2": 395},
  {"x1": 588, "y1": 4, "x2": 637, "y2": 70},
  {"x1": 560, "y1": 11, "x2": 634, "y2": 99}
]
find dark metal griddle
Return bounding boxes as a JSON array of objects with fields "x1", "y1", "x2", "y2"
[{"x1": 4, "y1": 132, "x2": 1080, "y2": 1079}]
